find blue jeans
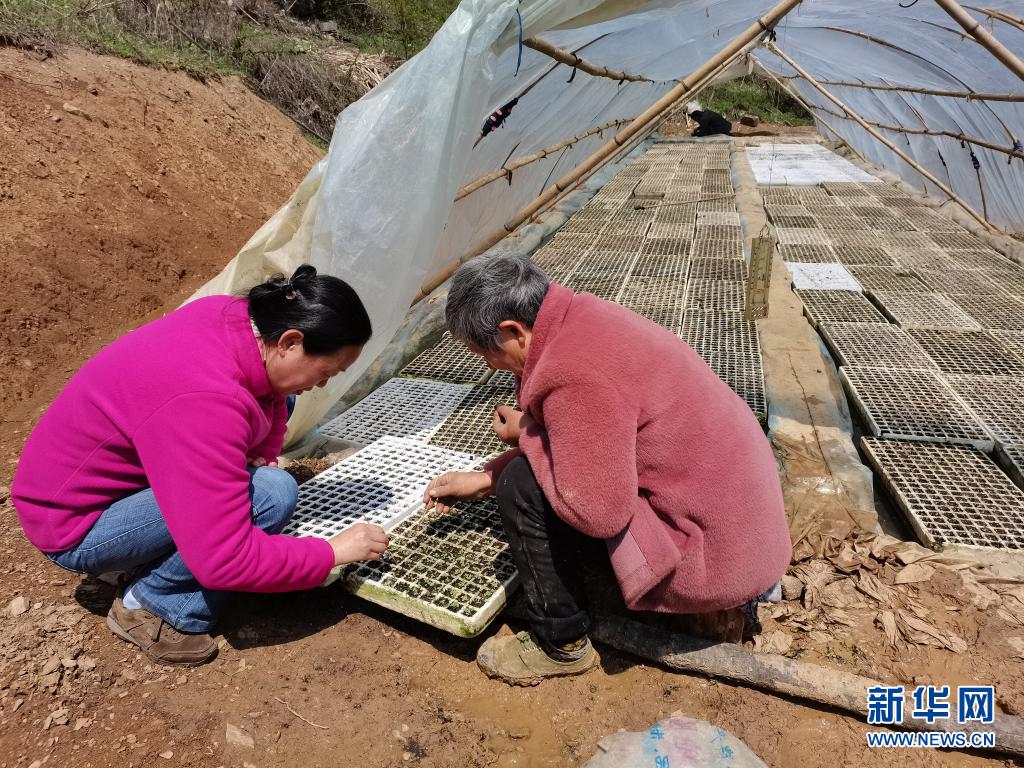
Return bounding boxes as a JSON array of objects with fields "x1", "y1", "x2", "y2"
[{"x1": 48, "y1": 466, "x2": 298, "y2": 633}]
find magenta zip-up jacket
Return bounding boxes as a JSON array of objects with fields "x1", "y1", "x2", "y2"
[{"x1": 12, "y1": 296, "x2": 334, "y2": 592}]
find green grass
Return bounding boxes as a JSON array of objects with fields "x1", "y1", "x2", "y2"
[
  {"x1": 345, "y1": 0, "x2": 458, "y2": 57},
  {"x1": 705, "y1": 76, "x2": 813, "y2": 126}
]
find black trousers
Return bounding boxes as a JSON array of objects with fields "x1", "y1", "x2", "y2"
[{"x1": 495, "y1": 455, "x2": 590, "y2": 647}]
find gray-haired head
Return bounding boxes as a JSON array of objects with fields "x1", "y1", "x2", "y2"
[{"x1": 445, "y1": 254, "x2": 550, "y2": 351}]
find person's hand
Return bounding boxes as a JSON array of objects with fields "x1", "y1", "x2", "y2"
[
  {"x1": 327, "y1": 523, "x2": 389, "y2": 566},
  {"x1": 248, "y1": 456, "x2": 279, "y2": 468},
  {"x1": 492, "y1": 405, "x2": 526, "y2": 447},
  {"x1": 423, "y1": 471, "x2": 494, "y2": 514}
]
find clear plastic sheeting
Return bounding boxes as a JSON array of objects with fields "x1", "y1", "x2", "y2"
[{"x1": 187, "y1": 0, "x2": 1024, "y2": 446}]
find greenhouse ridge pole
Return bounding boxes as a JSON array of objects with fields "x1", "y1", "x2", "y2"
[
  {"x1": 933, "y1": 0, "x2": 1024, "y2": 82},
  {"x1": 523, "y1": 37, "x2": 654, "y2": 83},
  {"x1": 411, "y1": 0, "x2": 806, "y2": 304},
  {"x1": 765, "y1": 41, "x2": 1001, "y2": 234}
]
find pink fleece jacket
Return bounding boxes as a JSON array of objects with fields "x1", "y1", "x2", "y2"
[
  {"x1": 12, "y1": 296, "x2": 335, "y2": 592},
  {"x1": 485, "y1": 284, "x2": 791, "y2": 613}
]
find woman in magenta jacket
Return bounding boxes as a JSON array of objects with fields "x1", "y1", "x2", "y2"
[
  {"x1": 425, "y1": 254, "x2": 791, "y2": 685},
  {"x1": 13, "y1": 265, "x2": 388, "y2": 666}
]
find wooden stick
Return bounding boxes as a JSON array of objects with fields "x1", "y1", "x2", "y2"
[
  {"x1": 409, "y1": 0, "x2": 805, "y2": 304},
  {"x1": 765, "y1": 41, "x2": 1001, "y2": 234},
  {"x1": 964, "y1": 6, "x2": 1024, "y2": 33},
  {"x1": 524, "y1": 37, "x2": 653, "y2": 84},
  {"x1": 769, "y1": 73, "x2": 1023, "y2": 103},
  {"x1": 455, "y1": 118, "x2": 633, "y2": 201},
  {"x1": 933, "y1": 0, "x2": 1024, "y2": 82},
  {"x1": 590, "y1": 615, "x2": 1024, "y2": 758},
  {"x1": 274, "y1": 697, "x2": 328, "y2": 730},
  {"x1": 782, "y1": 96, "x2": 1024, "y2": 161}
]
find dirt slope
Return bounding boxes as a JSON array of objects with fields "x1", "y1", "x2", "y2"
[{"x1": 0, "y1": 46, "x2": 322, "y2": 468}]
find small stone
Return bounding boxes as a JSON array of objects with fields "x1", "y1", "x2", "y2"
[
  {"x1": 402, "y1": 753, "x2": 413, "y2": 762},
  {"x1": 8, "y1": 595, "x2": 28, "y2": 616},
  {"x1": 28, "y1": 761, "x2": 42, "y2": 768},
  {"x1": 40, "y1": 655, "x2": 62, "y2": 675},
  {"x1": 61, "y1": 658, "x2": 77, "y2": 669},
  {"x1": 126, "y1": 734, "x2": 137, "y2": 744},
  {"x1": 78, "y1": 657, "x2": 97, "y2": 671},
  {"x1": 63, "y1": 102, "x2": 90, "y2": 120},
  {"x1": 159, "y1": 751, "x2": 173, "y2": 759},
  {"x1": 508, "y1": 726, "x2": 530, "y2": 740},
  {"x1": 51, "y1": 708, "x2": 69, "y2": 726},
  {"x1": 51, "y1": 115, "x2": 61, "y2": 123},
  {"x1": 0, "y1": 484, "x2": 9, "y2": 502},
  {"x1": 780, "y1": 575, "x2": 803, "y2": 601},
  {"x1": 88, "y1": 86, "x2": 100, "y2": 95},
  {"x1": 740, "y1": 113, "x2": 761, "y2": 127},
  {"x1": 74, "y1": 718, "x2": 91, "y2": 731},
  {"x1": 175, "y1": 674, "x2": 187, "y2": 685},
  {"x1": 225, "y1": 723, "x2": 254, "y2": 749}
]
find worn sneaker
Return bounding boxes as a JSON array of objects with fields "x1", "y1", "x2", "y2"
[
  {"x1": 477, "y1": 630, "x2": 599, "y2": 686},
  {"x1": 106, "y1": 597, "x2": 218, "y2": 667}
]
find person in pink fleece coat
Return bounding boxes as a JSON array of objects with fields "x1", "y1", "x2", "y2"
[
  {"x1": 425, "y1": 254, "x2": 791, "y2": 685},
  {"x1": 12, "y1": 265, "x2": 388, "y2": 667}
]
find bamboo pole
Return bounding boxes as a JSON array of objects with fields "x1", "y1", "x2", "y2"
[
  {"x1": 409, "y1": 0, "x2": 805, "y2": 304},
  {"x1": 781, "y1": 96, "x2": 1024, "y2": 162},
  {"x1": 523, "y1": 37, "x2": 653, "y2": 83},
  {"x1": 770, "y1": 73, "x2": 1023, "y2": 103},
  {"x1": 455, "y1": 118, "x2": 633, "y2": 202},
  {"x1": 933, "y1": 0, "x2": 1024, "y2": 82},
  {"x1": 764, "y1": 41, "x2": 1001, "y2": 234}
]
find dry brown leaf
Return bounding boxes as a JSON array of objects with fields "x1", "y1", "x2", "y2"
[
  {"x1": 780, "y1": 574, "x2": 803, "y2": 601},
  {"x1": 896, "y1": 610, "x2": 968, "y2": 654},
  {"x1": 876, "y1": 611, "x2": 900, "y2": 649},
  {"x1": 894, "y1": 563, "x2": 935, "y2": 585},
  {"x1": 855, "y1": 571, "x2": 897, "y2": 606},
  {"x1": 881, "y1": 542, "x2": 936, "y2": 566},
  {"x1": 754, "y1": 630, "x2": 794, "y2": 656},
  {"x1": 956, "y1": 574, "x2": 1001, "y2": 610}
]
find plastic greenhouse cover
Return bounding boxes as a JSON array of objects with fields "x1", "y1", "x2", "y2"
[{"x1": 187, "y1": 0, "x2": 1024, "y2": 446}]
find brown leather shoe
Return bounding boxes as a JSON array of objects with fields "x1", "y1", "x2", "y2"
[{"x1": 106, "y1": 597, "x2": 218, "y2": 667}]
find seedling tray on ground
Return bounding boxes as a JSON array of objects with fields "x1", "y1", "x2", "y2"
[
  {"x1": 840, "y1": 367, "x2": 992, "y2": 450},
  {"x1": 906, "y1": 329, "x2": 1024, "y2": 376},
  {"x1": 947, "y1": 293, "x2": 1024, "y2": 331},
  {"x1": 685, "y1": 279, "x2": 747, "y2": 312},
  {"x1": 861, "y1": 437, "x2": 1024, "y2": 551},
  {"x1": 679, "y1": 310, "x2": 766, "y2": 419},
  {"x1": 998, "y1": 445, "x2": 1024, "y2": 490},
  {"x1": 945, "y1": 374, "x2": 1024, "y2": 447},
  {"x1": 872, "y1": 292, "x2": 981, "y2": 331},
  {"x1": 688, "y1": 257, "x2": 747, "y2": 282},
  {"x1": 990, "y1": 331, "x2": 1024, "y2": 363},
  {"x1": 846, "y1": 266, "x2": 929, "y2": 294},
  {"x1": 428, "y1": 386, "x2": 519, "y2": 459},
  {"x1": 618, "y1": 277, "x2": 686, "y2": 332},
  {"x1": 284, "y1": 436, "x2": 477, "y2": 540},
  {"x1": 794, "y1": 289, "x2": 888, "y2": 327},
  {"x1": 778, "y1": 244, "x2": 839, "y2": 264},
  {"x1": 818, "y1": 322, "x2": 936, "y2": 370},
  {"x1": 399, "y1": 332, "x2": 491, "y2": 384},
  {"x1": 320, "y1": 378, "x2": 473, "y2": 446},
  {"x1": 342, "y1": 497, "x2": 518, "y2": 637}
]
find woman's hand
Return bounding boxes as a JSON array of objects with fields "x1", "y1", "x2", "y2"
[
  {"x1": 492, "y1": 405, "x2": 526, "y2": 447},
  {"x1": 248, "y1": 456, "x2": 279, "y2": 468},
  {"x1": 327, "y1": 523, "x2": 389, "y2": 566},
  {"x1": 423, "y1": 471, "x2": 495, "y2": 514}
]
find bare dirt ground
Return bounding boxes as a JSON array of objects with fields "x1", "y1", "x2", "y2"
[{"x1": 1, "y1": 48, "x2": 1023, "y2": 768}]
